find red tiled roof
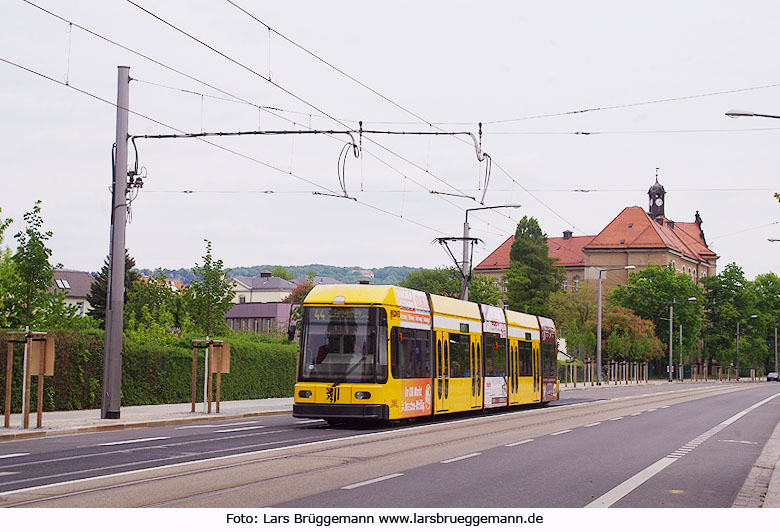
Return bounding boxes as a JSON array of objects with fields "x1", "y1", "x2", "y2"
[
  {"x1": 475, "y1": 234, "x2": 593, "y2": 271},
  {"x1": 474, "y1": 207, "x2": 718, "y2": 272},
  {"x1": 584, "y1": 206, "x2": 717, "y2": 263}
]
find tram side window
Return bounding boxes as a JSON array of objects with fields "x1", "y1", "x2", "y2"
[
  {"x1": 391, "y1": 328, "x2": 430, "y2": 379},
  {"x1": 483, "y1": 334, "x2": 506, "y2": 377},
  {"x1": 541, "y1": 342, "x2": 557, "y2": 377},
  {"x1": 518, "y1": 340, "x2": 533, "y2": 376},
  {"x1": 448, "y1": 333, "x2": 471, "y2": 378}
]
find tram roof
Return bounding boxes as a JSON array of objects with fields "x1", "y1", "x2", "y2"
[
  {"x1": 304, "y1": 284, "x2": 404, "y2": 306},
  {"x1": 505, "y1": 309, "x2": 540, "y2": 330},
  {"x1": 428, "y1": 293, "x2": 481, "y2": 321}
]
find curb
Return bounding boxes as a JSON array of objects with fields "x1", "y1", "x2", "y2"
[{"x1": 0, "y1": 409, "x2": 293, "y2": 442}]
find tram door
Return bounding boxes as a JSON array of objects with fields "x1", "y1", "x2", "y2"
[
  {"x1": 533, "y1": 344, "x2": 541, "y2": 402},
  {"x1": 434, "y1": 331, "x2": 450, "y2": 413},
  {"x1": 508, "y1": 339, "x2": 519, "y2": 405},
  {"x1": 470, "y1": 335, "x2": 482, "y2": 409}
]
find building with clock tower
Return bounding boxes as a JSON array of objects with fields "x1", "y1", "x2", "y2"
[{"x1": 474, "y1": 177, "x2": 719, "y2": 300}]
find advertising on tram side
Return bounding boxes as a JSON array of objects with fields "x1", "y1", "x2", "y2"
[
  {"x1": 399, "y1": 379, "x2": 432, "y2": 418},
  {"x1": 484, "y1": 376, "x2": 508, "y2": 408}
]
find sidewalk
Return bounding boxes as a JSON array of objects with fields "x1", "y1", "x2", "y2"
[
  {"x1": 1, "y1": 384, "x2": 778, "y2": 507},
  {"x1": 0, "y1": 397, "x2": 293, "y2": 441}
]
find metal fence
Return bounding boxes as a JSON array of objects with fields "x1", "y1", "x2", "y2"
[{"x1": 558, "y1": 360, "x2": 767, "y2": 386}]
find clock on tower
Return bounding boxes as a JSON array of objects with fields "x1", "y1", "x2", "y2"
[{"x1": 648, "y1": 177, "x2": 666, "y2": 218}]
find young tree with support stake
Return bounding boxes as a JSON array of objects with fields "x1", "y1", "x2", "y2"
[
  {"x1": 9, "y1": 201, "x2": 60, "y2": 330},
  {"x1": 186, "y1": 240, "x2": 234, "y2": 337}
]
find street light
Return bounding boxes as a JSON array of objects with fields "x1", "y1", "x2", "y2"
[
  {"x1": 736, "y1": 314, "x2": 758, "y2": 379},
  {"x1": 668, "y1": 297, "x2": 696, "y2": 383},
  {"x1": 726, "y1": 109, "x2": 780, "y2": 120},
  {"x1": 597, "y1": 265, "x2": 636, "y2": 385},
  {"x1": 460, "y1": 205, "x2": 521, "y2": 300}
]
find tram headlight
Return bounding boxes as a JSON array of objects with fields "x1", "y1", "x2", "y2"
[
  {"x1": 298, "y1": 390, "x2": 313, "y2": 399},
  {"x1": 354, "y1": 391, "x2": 371, "y2": 400}
]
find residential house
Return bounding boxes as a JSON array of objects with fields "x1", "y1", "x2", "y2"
[
  {"x1": 229, "y1": 271, "x2": 297, "y2": 304},
  {"x1": 225, "y1": 302, "x2": 298, "y2": 335},
  {"x1": 51, "y1": 270, "x2": 95, "y2": 315}
]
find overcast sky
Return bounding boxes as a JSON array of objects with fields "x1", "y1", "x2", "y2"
[{"x1": 2, "y1": 1, "x2": 779, "y2": 280}]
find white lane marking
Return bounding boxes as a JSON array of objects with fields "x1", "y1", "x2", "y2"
[
  {"x1": 506, "y1": 439, "x2": 534, "y2": 447},
  {"x1": 214, "y1": 426, "x2": 265, "y2": 433},
  {"x1": 173, "y1": 421, "x2": 264, "y2": 430},
  {"x1": 587, "y1": 391, "x2": 780, "y2": 508},
  {"x1": 584, "y1": 422, "x2": 601, "y2": 427},
  {"x1": 660, "y1": 405, "x2": 670, "y2": 409},
  {"x1": 630, "y1": 412, "x2": 642, "y2": 416},
  {"x1": 441, "y1": 452, "x2": 482, "y2": 464},
  {"x1": 647, "y1": 408, "x2": 657, "y2": 412},
  {"x1": 0, "y1": 453, "x2": 29, "y2": 460},
  {"x1": 718, "y1": 439, "x2": 758, "y2": 445},
  {"x1": 610, "y1": 417, "x2": 624, "y2": 421},
  {"x1": 0, "y1": 387, "x2": 729, "y2": 497},
  {"x1": 97, "y1": 437, "x2": 170, "y2": 447},
  {"x1": 0, "y1": 472, "x2": 19, "y2": 477},
  {"x1": 551, "y1": 429, "x2": 572, "y2": 436},
  {"x1": 341, "y1": 473, "x2": 403, "y2": 490},
  {"x1": 295, "y1": 420, "x2": 322, "y2": 424}
]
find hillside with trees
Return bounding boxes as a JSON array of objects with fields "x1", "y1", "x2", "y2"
[{"x1": 139, "y1": 264, "x2": 420, "y2": 285}]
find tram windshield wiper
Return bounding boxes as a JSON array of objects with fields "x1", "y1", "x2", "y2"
[{"x1": 332, "y1": 355, "x2": 366, "y2": 387}]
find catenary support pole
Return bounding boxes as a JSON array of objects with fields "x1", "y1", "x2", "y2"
[
  {"x1": 460, "y1": 219, "x2": 470, "y2": 300},
  {"x1": 102, "y1": 66, "x2": 130, "y2": 420}
]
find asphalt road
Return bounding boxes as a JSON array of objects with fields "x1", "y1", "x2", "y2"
[{"x1": 1, "y1": 382, "x2": 778, "y2": 508}]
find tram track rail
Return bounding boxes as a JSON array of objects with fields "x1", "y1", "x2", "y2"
[{"x1": 0, "y1": 383, "x2": 755, "y2": 508}]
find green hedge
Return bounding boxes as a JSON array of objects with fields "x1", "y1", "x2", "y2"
[{"x1": 0, "y1": 330, "x2": 298, "y2": 413}]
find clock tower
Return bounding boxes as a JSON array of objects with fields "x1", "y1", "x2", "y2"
[{"x1": 648, "y1": 177, "x2": 665, "y2": 218}]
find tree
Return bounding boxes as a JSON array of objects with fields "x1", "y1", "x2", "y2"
[
  {"x1": 701, "y1": 263, "x2": 760, "y2": 369},
  {"x1": 584, "y1": 305, "x2": 664, "y2": 362},
  {"x1": 125, "y1": 269, "x2": 184, "y2": 330},
  {"x1": 86, "y1": 251, "x2": 140, "y2": 328},
  {"x1": 271, "y1": 266, "x2": 294, "y2": 280},
  {"x1": 751, "y1": 272, "x2": 780, "y2": 373},
  {"x1": 547, "y1": 283, "x2": 598, "y2": 359},
  {"x1": 0, "y1": 207, "x2": 16, "y2": 328},
  {"x1": 610, "y1": 264, "x2": 704, "y2": 362},
  {"x1": 8, "y1": 201, "x2": 61, "y2": 329},
  {"x1": 185, "y1": 240, "x2": 234, "y2": 337},
  {"x1": 400, "y1": 266, "x2": 504, "y2": 306},
  {"x1": 505, "y1": 216, "x2": 564, "y2": 315}
]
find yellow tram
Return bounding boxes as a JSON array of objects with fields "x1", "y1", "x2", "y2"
[{"x1": 293, "y1": 284, "x2": 558, "y2": 422}]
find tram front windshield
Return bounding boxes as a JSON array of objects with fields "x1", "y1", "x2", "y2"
[{"x1": 299, "y1": 306, "x2": 387, "y2": 383}]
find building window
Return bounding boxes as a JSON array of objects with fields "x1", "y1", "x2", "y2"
[
  {"x1": 239, "y1": 295, "x2": 246, "y2": 303},
  {"x1": 573, "y1": 276, "x2": 581, "y2": 290},
  {"x1": 562, "y1": 279, "x2": 568, "y2": 291}
]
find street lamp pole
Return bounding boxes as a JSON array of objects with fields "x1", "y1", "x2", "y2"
[
  {"x1": 679, "y1": 324, "x2": 683, "y2": 381},
  {"x1": 597, "y1": 265, "x2": 635, "y2": 385},
  {"x1": 669, "y1": 297, "x2": 696, "y2": 383},
  {"x1": 460, "y1": 205, "x2": 520, "y2": 300}
]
